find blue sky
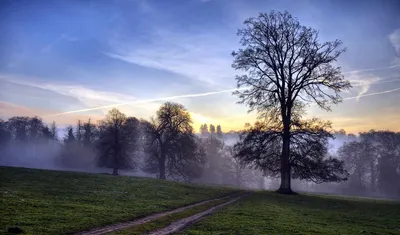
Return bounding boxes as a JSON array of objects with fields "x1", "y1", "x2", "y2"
[{"x1": 0, "y1": 0, "x2": 400, "y2": 133}]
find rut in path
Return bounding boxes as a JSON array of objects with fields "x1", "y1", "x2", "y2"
[
  {"x1": 147, "y1": 192, "x2": 251, "y2": 235},
  {"x1": 75, "y1": 192, "x2": 243, "y2": 235}
]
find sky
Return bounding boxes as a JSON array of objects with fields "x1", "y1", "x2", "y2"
[{"x1": 0, "y1": 0, "x2": 400, "y2": 134}]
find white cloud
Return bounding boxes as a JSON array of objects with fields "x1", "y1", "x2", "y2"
[
  {"x1": 389, "y1": 29, "x2": 400, "y2": 56},
  {"x1": 105, "y1": 30, "x2": 236, "y2": 88}
]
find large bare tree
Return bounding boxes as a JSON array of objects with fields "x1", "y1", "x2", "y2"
[{"x1": 232, "y1": 11, "x2": 351, "y2": 193}]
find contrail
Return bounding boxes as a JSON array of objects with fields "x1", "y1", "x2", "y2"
[
  {"x1": 343, "y1": 87, "x2": 400, "y2": 100},
  {"x1": 42, "y1": 87, "x2": 246, "y2": 117},
  {"x1": 343, "y1": 64, "x2": 400, "y2": 74}
]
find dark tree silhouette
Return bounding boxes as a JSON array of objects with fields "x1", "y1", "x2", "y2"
[
  {"x1": 200, "y1": 124, "x2": 209, "y2": 138},
  {"x1": 223, "y1": 145, "x2": 254, "y2": 187},
  {"x1": 201, "y1": 129, "x2": 225, "y2": 184},
  {"x1": 367, "y1": 131, "x2": 400, "y2": 196},
  {"x1": 141, "y1": 102, "x2": 204, "y2": 181},
  {"x1": 338, "y1": 141, "x2": 372, "y2": 193},
  {"x1": 0, "y1": 119, "x2": 11, "y2": 156},
  {"x1": 232, "y1": 11, "x2": 351, "y2": 193},
  {"x1": 64, "y1": 126, "x2": 75, "y2": 144},
  {"x1": 97, "y1": 108, "x2": 140, "y2": 175},
  {"x1": 235, "y1": 117, "x2": 348, "y2": 188},
  {"x1": 216, "y1": 125, "x2": 223, "y2": 139}
]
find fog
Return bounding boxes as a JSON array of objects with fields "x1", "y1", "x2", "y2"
[{"x1": 0, "y1": 120, "x2": 399, "y2": 200}]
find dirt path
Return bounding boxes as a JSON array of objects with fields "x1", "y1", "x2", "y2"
[
  {"x1": 147, "y1": 192, "x2": 250, "y2": 235},
  {"x1": 75, "y1": 192, "x2": 243, "y2": 235}
]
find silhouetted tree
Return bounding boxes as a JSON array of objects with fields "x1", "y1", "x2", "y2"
[
  {"x1": 338, "y1": 141, "x2": 372, "y2": 193},
  {"x1": 223, "y1": 145, "x2": 254, "y2": 187},
  {"x1": 82, "y1": 119, "x2": 98, "y2": 147},
  {"x1": 232, "y1": 11, "x2": 351, "y2": 193},
  {"x1": 141, "y1": 102, "x2": 204, "y2": 180},
  {"x1": 7, "y1": 117, "x2": 29, "y2": 141},
  {"x1": 64, "y1": 126, "x2": 75, "y2": 144},
  {"x1": 97, "y1": 109, "x2": 140, "y2": 175},
  {"x1": 0, "y1": 119, "x2": 11, "y2": 157},
  {"x1": 209, "y1": 124, "x2": 216, "y2": 137},
  {"x1": 235, "y1": 118, "x2": 348, "y2": 187},
  {"x1": 202, "y1": 131, "x2": 225, "y2": 184},
  {"x1": 216, "y1": 125, "x2": 223, "y2": 139},
  {"x1": 367, "y1": 131, "x2": 400, "y2": 196},
  {"x1": 200, "y1": 124, "x2": 209, "y2": 138}
]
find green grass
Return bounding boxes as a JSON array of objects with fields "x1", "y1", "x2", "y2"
[
  {"x1": 182, "y1": 191, "x2": 400, "y2": 235},
  {"x1": 0, "y1": 166, "x2": 238, "y2": 235},
  {"x1": 109, "y1": 196, "x2": 235, "y2": 235}
]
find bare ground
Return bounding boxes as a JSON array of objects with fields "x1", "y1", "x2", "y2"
[{"x1": 74, "y1": 192, "x2": 243, "y2": 235}]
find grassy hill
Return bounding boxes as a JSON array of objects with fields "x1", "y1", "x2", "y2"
[
  {"x1": 182, "y1": 191, "x2": 400, "y2": 235},
  {"x1": 0, "y1": 166, "x2": 238, "y2": 234}
]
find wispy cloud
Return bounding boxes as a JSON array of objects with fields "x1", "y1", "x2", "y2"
[
  {"x1": 1, "y1": 75, "x2": 137, "y2": 109},
  {"x1": 343, "y1": 87, "x2": 400, "y2": 101},
  {"x1": 0, "y1": 101, "x2": 100, "y2": 125},
  {"x1": 389, "y1": 29, "x2": 400, "y2": 56},
  {"x1": 40, "y1": 33, "x2": 79, "y2": 53},
  {"x1": 42, "y1": 87, "x2": 246, "y2": 117},
  {"x1": 105, "y1": 30, "x2": 236, "y2": 87},
  {"x1": 343, "y1": 64, "x2": 400, "y2": 74}
]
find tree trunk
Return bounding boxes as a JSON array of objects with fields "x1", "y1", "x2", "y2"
[
  {"x1": 277, "y1": 120, "x2": 294, "y2": 194},
  {"x1": 112, "y1": 168, "x2": 119, "y2": 176}
]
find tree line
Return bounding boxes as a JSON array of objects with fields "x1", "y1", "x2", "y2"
[
  {"x1": 0, "y1": 102, "x2": 262, "y2": 188},
  {"x1": 1, "y1": 108, "x2": 399, "y2": 196},
  {"x1": 337, "y1": 130, "x2": 400, "y2": 197}
]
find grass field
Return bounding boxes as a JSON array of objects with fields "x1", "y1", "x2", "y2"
[
  {"x1": 0, "y1": 166, "x2": 238, "y2": 234},
  {"x1": 2, "y1": 166, "x2": 400, "y2": 235},
  {"x1": 109, "y1": 196, "x2": 233, "y2": 235},
  {"x1": 182, "y1": 191, "x2": 400, "y2": 235}
]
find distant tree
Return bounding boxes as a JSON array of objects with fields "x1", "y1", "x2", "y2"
[
  {"x1": 0, "y1": 119, "x2": 11, "y2": 157},
  {"x1": 64, "y1": 126, "x2": 76, "y2": 144},
  {"x1": 209, "y1": 124, "x2": 216, "y2": 137},
  {"x1": 97, "y1": 109, "x2": 140, "y2": 175},
  {"x1": 216, "y1": 125, "x2": 223, "y2": 139},
  {"x1": 366, "y1": 131, "x2": 400, "y2": 196},
  {"x1": 234, "y1": 118, "x2": 348, "y2": 186},
  {"x1": 7, "y1": 117, "x2": 29, "y2": 141},
  {"x1": 200, "y1": 124, "x2": 209, "y2": 138},
  {"x1": 82, "y1": 119, "x2": 98, "y2": 148},
  {"x1": 75, "y1": 120, "x2": 83, "y2": 143},
  {"x1": 232, "y1": 11, "x2": 351, "y2": 193},
  {"x1": 49, "y1": 121, "x2": 58, "y2": 142},
  {"x1": 223, "y1": 145, "x2": 254, "y2": 187},
  {"x1": 338, "y1": 141, "x2": 372, "y2": 193},
  {"x1": 202, "y1": 131, "x2": 225, "y2": 184},
  {"x1": 359, "y1": 132, "x2": 379, "y2": 192},
  {"x1": 141, "y1": 102, "x2": 204, "y2": 181}
]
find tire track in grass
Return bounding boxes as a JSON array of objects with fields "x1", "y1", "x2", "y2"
[
  {"x1": 75, "y1": 192, "x2": 243, "y2": 235},
  {"x1": 147, "y1": 192, "x2": 251, "y2": 235}
]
